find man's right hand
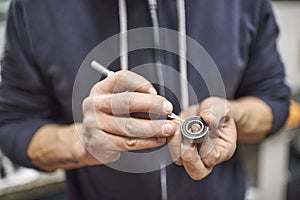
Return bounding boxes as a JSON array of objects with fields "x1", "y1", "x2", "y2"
[
  {"x1": 27, "y1": 70, "x2": 176, "y2": 171},
  {"x1": 81, "y1": 70, "x2": 176, "y2": 164}
]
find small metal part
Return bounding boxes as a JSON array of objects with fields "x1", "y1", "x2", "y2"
[
  {"x1": 181, "y1": 116, "x2": 209, "y2": 143},
  {"x1": 167, "y1": 113, "x2": 183, "y2": 122}
]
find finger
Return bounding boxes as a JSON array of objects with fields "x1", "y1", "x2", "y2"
[
  {"x1": 181, "y1": 143, "x2": 212, "y2": 180},
  {"x1": 201, "y1": 120, "x2": 237, "y2": 167},
  {"x1": 167, "y1": 124, "x2": 183, "y2": 165},
  {"x1": 199, "y1": 100, "x2": 230, "y2": 129},
  {"x1": 201, "y1": 131, "x2": 236, "y2": 168},
  {"x1": 91, "y1": 70, "x2": 157, "y2": 95},
  {"x1": 91, "y1": 131, "x2": 167, "y2": 152},
  {"x1": 191, "y1": 123, "x2": 202, "y2": 133},
  {"x1": 218, "y1": 118, "x2": 237, "y2": 143},
  {"x1": 96, "y1": 114, "x2": 176, "y2": 138},
  {"x1": 112, "y1": 135, "x2": 167, "y2": 151},
  {"x1": 198, "y1": 129, "x2": 220, "y2": 159},
  {"x1": 93, "y1": 92, "x2": 173, "y2": 115},
  {"x1": 200, "y1": 109, "x2": 229, "y2": 130},
  {"x1": 179, "y1": 104, "x2": 199, "y2": 119},
  {"x1": 82, "y1": 130, "x2": 167, "y2": 163},
  {"x1": 130, "y1": 112, "x2": 161, "y2": 120}
]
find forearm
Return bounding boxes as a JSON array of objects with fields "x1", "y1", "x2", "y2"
[
  {"x1": 27, "y1": 123, "x2": 99, "y2": 172},
  {"x1": 229, "y1": 97, "x2": 273, "y2": 143}
]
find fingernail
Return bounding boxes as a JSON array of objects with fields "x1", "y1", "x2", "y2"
[
  {"x1": 149, "y1": 87, "x2": 157, "y2": 95},
  {"x1": 163, "y1": 122, "x2": 174, "y2": 136},
  {"x1": 163, "y1": 101, "x2": 173, "y2": 113}
]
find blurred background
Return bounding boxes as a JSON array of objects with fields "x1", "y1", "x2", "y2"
[{"x1": 0, "y1": 0, "x2": 299, "y2": 199}]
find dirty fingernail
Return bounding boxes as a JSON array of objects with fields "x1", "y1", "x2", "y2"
[{"x1": 163, "y1": 101, "x2": 173, "y2": 113}]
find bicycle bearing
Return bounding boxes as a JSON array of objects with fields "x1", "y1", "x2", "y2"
[{"x1": 181, "y1": 116, "x2": 209, "y2": 143}]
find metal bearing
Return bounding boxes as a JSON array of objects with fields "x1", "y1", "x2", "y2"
[{"x1": 181, "y1": 116, "x2": 209, "y2": 143}]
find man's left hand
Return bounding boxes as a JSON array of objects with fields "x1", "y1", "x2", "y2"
[{"x1": 167, "y1": 97, "x2": 237, "y2": 180}]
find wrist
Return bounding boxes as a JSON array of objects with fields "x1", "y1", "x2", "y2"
[
  {"x1": 67, "y1": 123, "x2": 100, "y2": 166},
  {"x1": 228, "y1": 97, "x2": 273, "y2": 143},
  {"x1": 27, "y1": 123, "x2": 99, "y2": 171},
  {"x1": 228, "y1": 99, "x2": 246, "y2": 127}
]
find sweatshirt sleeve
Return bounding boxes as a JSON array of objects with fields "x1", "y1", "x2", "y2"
[
  {"x1": 235, "y1": 0, "x2": 290, "y2": 136},
  {"x1": 0, "y1": 1, "x2": 57, "y2": 168}
]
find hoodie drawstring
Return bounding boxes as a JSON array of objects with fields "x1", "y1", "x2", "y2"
[
  {"x1": 118, "y1": 0, "x2": 128, "y2": 70},
  {"x1": 118, "y1": 1, "x2": 188, "y2": 200},
  {"x1": 118, "y1": 0, "x2": 188, "y2": 109}
]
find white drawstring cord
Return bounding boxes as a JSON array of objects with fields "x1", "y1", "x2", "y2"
[
  {"x1": 118, "y1": 0, "x2": 128, "y2": 70},
  {"x1": 148, "y1": 0, "x2": 165, "y2": 96},
  {"x1": 177, "y1": 0, "x2": 189, "y2": 110},
  {"x1": 118, "y1": 1, "x2": 188, "y2": 200},
  {"x1": 118, "y1": 0, "x2": 189, "y2": 109}
]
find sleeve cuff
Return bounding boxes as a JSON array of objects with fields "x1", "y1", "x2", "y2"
[
  {"x1": 257, "y1": 96, "x2": 290, "y2": 136},
  {"x1": 0, "y1": 119, "x2": 54, "y2": 168}
]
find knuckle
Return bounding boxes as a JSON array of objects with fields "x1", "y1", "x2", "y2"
[
  {"x1": 83, "y1": 95, "x2": 107, "y2": 114},
  {"x1": 118, "y1": 92, "x2": 132, "y2": 112},
  {"x1": 90, "y1": 82, "x2": 102, "y2": 95},
  {"x1": 83, "y1": 111, "x2": 100, "y2": 129},
  {"x1": 181, "y1": 149, "x2": 197, "y2": 162},
  {"x1": 127, "y1": 92, "x2": 136, "y2": 110},
  {"x1": 82, "y1": 97, "x2": 91, "y2": 113},
  {"x1": 115, "y1": 70, "x2": 128, "y2": 80},
  {"x1": 125, "y1": 137, "x2": 138, "y2": 149},
  {"x1": 124, "y1": 119, "x2": 134, "y2": 136},
  {"x1": 215, "y1": 150, "x2": 221, "y2": 162},
  {"x1": 203, "y1": 154, "x2": 219, "y2": 167},
  {"x1": 174, "y1": 160, "x2": 183, "y2": 166}
]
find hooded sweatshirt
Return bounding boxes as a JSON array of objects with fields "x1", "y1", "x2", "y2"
[{"x1": 0, "y1": 0, "x2": 290, "y2": 199}]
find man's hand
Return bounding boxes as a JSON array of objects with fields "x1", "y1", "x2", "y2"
[
  {"x1": 28, "y1": 70, "x2": 176, "y2": 171},
  {"x1": 81, "y1": 70, "x2": 176, "y2": 164},
  {"x1": 167, "y1": 97, "x2": 237, "y2": 180}
]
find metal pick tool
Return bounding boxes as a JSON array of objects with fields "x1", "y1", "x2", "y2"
[
  {"x1": 90, "y1": 60, "x2": 209, "y2": 143},
  {"x1": 91, "y1": 60, "x2": 183, "y2": 120}
]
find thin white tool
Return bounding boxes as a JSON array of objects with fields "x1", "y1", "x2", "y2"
[
  {"x1": 91, "y1": 60, "x2": 115, "y2": 77},
  {"x1": 90, "y1": 60, "x2": 183, "y2": 121},
  {"x1": 167, "y1": 112, "x2": 183, "y2": 122}
]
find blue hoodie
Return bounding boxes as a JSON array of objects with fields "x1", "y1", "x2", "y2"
[{"x1": 0, "y1": 0, "x2": 290, "y2": 199}]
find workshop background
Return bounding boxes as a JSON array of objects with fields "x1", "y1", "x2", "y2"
[{"x1": 0, "y1": 0, "x2": 300, "y2": 199}]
